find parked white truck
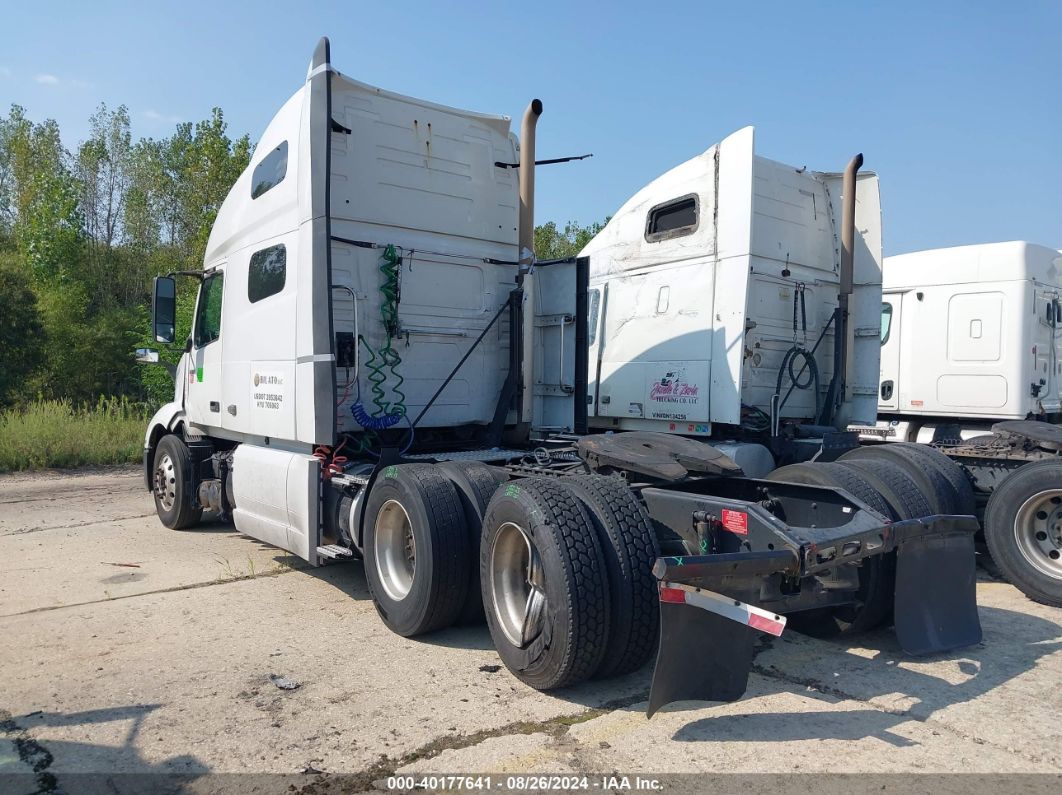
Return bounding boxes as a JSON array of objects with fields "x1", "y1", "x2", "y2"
[
  {"x1": 850, "y1": 242, "x2": 1062, "y2": 608},
  {"x1": 145, "y1": 39, "x2": 981, "y2": 717},
  {"x1": 868, "y1": 241, "x2": 1062, "y2": 441}
]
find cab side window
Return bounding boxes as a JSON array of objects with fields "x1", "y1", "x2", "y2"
[
  {"x1": 194, "y1": 272, "x2": 224, "y2": 347},
  {"x1": 880, "y1": 302, "x2": 893, "y2": 345}
]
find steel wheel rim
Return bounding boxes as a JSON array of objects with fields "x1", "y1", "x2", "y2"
[
  {"x1": 1013, "y1": 489, "x2": 1062, "y2": 579},
  {"x1": 490, "y1": 521, "x2": 546, "y2": 648},
  {"x1": 154, "y1": 452, "x2": 177, "y2": 512},
  {"x1": 375, "y1": 499, "x2": 416, "y2": 601}
]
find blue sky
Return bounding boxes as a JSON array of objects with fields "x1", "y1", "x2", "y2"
[{"x1": 1, "y1": 0, "x2": 1058, "y2": 254}]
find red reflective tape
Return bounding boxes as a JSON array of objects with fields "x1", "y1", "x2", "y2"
[
  {"x1": 721, "y1": 509, "x2": 748, "y2": 535},
  {"x1": 748, "y1": 612, "x2": 785, "y2": 637},
  {"x1": 659, "y1": 585, "x2": 687, "y2": 604}
]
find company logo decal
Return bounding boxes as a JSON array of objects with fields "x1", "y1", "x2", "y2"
[
  {"x1": 253, "y1": 371, "x2": 285, "y2": 411},
  {"x1": 649, "y1": 369, "x2": 700, "y2": 404},
  {"x1": 649, "y1": 368, "x2": 703, "y2": 421}
]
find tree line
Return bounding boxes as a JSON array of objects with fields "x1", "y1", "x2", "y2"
[
  {"x1": 0, "y1": 102, "x2": 605, "y2": 409},
  {"x1": 0, "y1": 103, "x2": 251, "y2": 407}
]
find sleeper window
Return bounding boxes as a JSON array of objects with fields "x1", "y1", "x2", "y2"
[
  {"x1": 248, "y1": 244, "x2": 286, "y2": 303},
  {"x1": 645, "y1": 194, "x2": 698, "y2": 242},
  {"x1": 250, "y1": 141, "x2": 288, "y2": 199}
]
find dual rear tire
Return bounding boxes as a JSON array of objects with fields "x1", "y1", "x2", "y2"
[
  {"x1": 363, "y1": 464, "x2": 471, "y2": 636},
  {"x1": 480, "y1": 475, "x2": 659, "y2": 689},
  {"x1": 768, "y1": 444, "x2": 976, "y2": 637},
  {"x1": 362, "y1": 465, "x2": 659, "y2": 689},
  {"x1": 767, "y1": 462, "x2": 897, "y2": 636}
]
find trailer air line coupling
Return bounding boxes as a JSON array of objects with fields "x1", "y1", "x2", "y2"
[
  {"x1": 692, "y1": 510, "x2": 716, "y2": 554},
  {"x1": 349, "y1": 244, "x2": 408, "y2": 448}
]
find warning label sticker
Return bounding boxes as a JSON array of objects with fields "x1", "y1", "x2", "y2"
[{"x1": 721, "y1": 509, "x2": 748, "y2": 535}]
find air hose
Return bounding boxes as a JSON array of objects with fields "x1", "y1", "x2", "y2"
[
  {"x1": 775, "y1": 284, "x2": 820, "y2": 420},
  {"x1": 351, "y1": 245, "x2": 409, "y2": 437}
]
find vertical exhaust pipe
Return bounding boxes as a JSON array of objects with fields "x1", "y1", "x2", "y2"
[
  {"x1": 839, "y1": 153, "x2": 863, "y2": 297},
  {"x1": 517, "y1": 99, "x2": 543, "y2": 431},
  {"x1": 518, "y1": 99, "x2": 543, "y2": 270},
  {"x1": 820, "y1": 153, "x2": 862, "y2": 426}
]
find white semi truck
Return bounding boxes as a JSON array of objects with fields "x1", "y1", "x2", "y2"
[
  {"x1": 586, "y1": 199, "x2": 1062, "y2": 610},
  {"x1": 145, "y1": 39, "x2": 981, "y2": 716},
  {"x1": 852, "y1": 242, "x2": 1062, "y2": 607},
  {"x1": 870, "y1": 241, "x2": 1062, "y2": 440}
]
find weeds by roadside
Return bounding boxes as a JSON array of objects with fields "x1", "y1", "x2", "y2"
[{"x1": 0, "y1": 397, "x2": 151, "y2": 473}]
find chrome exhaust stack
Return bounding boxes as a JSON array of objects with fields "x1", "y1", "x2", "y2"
[
  {"x1": 517, "y1": 99, "x2": 543, "y2": 432},
  {"x1": 839, "y1": 153, "x2": 863, "y2": 298},
  {"x1": 820, "y1": 152, "x2": 863, "y2": 426},
  {"x1": 518, "y1": 99, "x2": 543, "y2": 271}
]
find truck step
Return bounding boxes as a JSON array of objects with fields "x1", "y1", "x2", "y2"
[{"x1": 316, "y1": 544, "x2": 354, "y2": 560}]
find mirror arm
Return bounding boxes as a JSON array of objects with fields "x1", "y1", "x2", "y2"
[{"x1": 166, "y1": 270, "x2": 206, "y2": 281}]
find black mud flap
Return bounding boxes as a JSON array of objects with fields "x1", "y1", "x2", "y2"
[
  {"x1": 646, "y1": 583, "x2": 786, "y2": 717},
  {"x1": 893, "y1": 531, "x2": 982, "y2": 655}
]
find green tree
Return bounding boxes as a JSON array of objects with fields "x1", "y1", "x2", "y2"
[
  {"x1": 0, "y1": 250, "x2": 45, "y2": 403},
  {"x1": 0, "y1": 106, "x2": 30, "y2": 236},
  {"x1": 147, "y1": 109, "x2": 251, "y2": 261},
  {"x1": 77, "y1": 103, "x2": 133, "y2": 251},
  {"x1": 534, "y1": 218, "x2": 610, "y2": 260},
  {"x1": 6, "y1": 112, "x2": 84, "y2": 283}
]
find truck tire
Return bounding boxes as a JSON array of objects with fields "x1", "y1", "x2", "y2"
[
  {"x1": 437, "y1": 461, "x2": 508, "y2": 625},
  {"x1": 983, "y1": 459, "x2": 1062, "y2": 607},
  {"x1": 152, "y1": 434, "x2": 203, "y2": 530},
  {"x1": 565, "y1": 474, "x2": 660, "y2": 678},
  {"x1": 364, "y1": 464, "x2": 470, "y2": 636},
  {"x1": 840, "y1": 443, "x2": 974, "y2": 516},
  {"x1": 835, "y1": 458, "x2": 934, "y2": 520},
  {"x1": 767, "y1": 462, "x2": 895, "y2": 519},
  {"x1": 767, "y1": 462, "x2": 895, "y2": 635},
  {"x1": 480, "y1": 477, "x2": 610, "y2": 690},
  {"x1": 901, "y1": 443, "x2": 976, "y2": 515}
]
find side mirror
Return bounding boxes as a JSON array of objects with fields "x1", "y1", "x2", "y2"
[
  {"x1": 135, "y1": 347, "x2": 160, "y2": 363},
  {"x1": 152, "y1": 276, "x2": 176, "y2": 344}
]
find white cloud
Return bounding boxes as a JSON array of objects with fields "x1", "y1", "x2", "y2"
[
  {"x1": 143, "y1": 109, "x2": 182, "y2": 124},
  {"x1": 34, "y1": 73, "x2": 59, "y2": 85}
]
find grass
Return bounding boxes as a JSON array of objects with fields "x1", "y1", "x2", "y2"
[{"x1": 0, "y1": 397, "x2": 152, "y2": 473}]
